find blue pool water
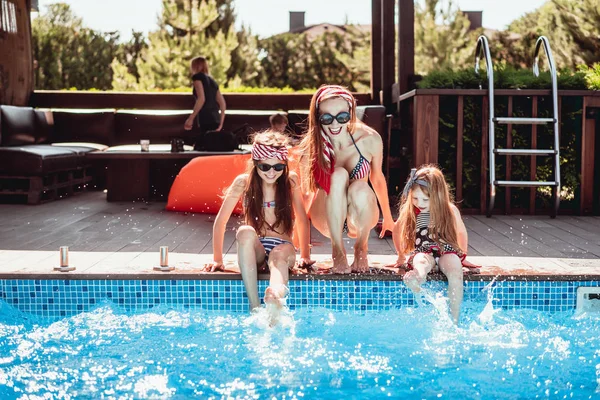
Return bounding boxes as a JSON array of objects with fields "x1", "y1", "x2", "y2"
[{"x1": 0, "y1": 291, "x2": 599, "y2": 399}]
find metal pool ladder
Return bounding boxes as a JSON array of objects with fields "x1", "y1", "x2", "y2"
[{"x1": 475, "y1": 35, "x2": 561, "y2": 218}]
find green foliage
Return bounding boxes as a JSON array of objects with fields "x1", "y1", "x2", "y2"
[
  {"x1": 414, "y1": 0, "x2": 481, "y2": 75},
  {"x1": 32, "y1": 3, "x2": 119, "y2": 90},
  {"x1": 416, "y1": 66, "x2": 588, "y2": 89},
  {"x1": 257, "y1": 27, "x2": 369, "y2": 91},
  {"x1": 579, "y1": 63, "x2": 600, "y2": 90},
  {"x1": 499, "y1": 0, "x2": 600, "y2": 69},
  {"x1": 112, "y1": 0, "x2": 238, "y2": 91}
]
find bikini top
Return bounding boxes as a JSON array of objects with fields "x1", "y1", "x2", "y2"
[
  {"x1": 263, "y1": 200, "x2": 276, "y2": 208},
  {"x1": 348, "y1": 134, "x2": 371, "y2": 180}
]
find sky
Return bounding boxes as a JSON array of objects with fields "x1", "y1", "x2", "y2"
[{"x1": 37, "y1": 0, "x2": 548, "y2": 42}]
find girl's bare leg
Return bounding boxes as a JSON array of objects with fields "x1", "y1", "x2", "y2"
[
  {"x1": 263, "y1": 243, "x2": 295, "y2": 306},
  {"x1": 236, "y1": 226, "x2": 266, "y2": 311},
  {"x1": 439, "y1": 253, "x2": 464, "y2": 324},
  {"x1": 346, "y1": 180, "x2": 378, "y2": 272},
  {"x1": 403, "y1": 253, "x2": 435, "y2": 293}
]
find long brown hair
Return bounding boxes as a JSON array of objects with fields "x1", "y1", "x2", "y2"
[
  {"x1": 243, "y1": 130, "x2": 294, "y2": 236},
  {"x1": 299, "y1": 84, "x2": 360, "y2": 192},
  {"x1": 396, "y1": 165, "x2": 461, "y2": 254}
]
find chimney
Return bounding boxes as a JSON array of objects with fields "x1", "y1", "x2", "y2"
[
  {"x1": 463, "y1": 11, "x2": 482, "y2": 31},
  {"x1": 289, "y1": 11, "x2": 305, "y2": 32}
]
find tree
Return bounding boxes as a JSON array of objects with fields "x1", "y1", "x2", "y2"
[
  {"x1": 114, "y1": 0, "x2": 238, "y2": 91},
  {"x1": 414, "y1": 0, "x2": 480, "y2": 75},
  {"x1": 503, "y1": 0, "x2": 600, "y2": 69},
  {"x1": 32, "y1": 3, "x2": 119, "y2": 90}
]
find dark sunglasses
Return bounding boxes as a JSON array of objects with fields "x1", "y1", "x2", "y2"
[
  {"x1": 256, "y1": 163, "x2": 287, "y2": 172},
  {"x1": 319, "y1": 111, "x2": 351, "y2": 125}
]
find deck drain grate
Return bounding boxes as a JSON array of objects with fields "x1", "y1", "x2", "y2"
[{"x1": 576, "y1": 287, "x2": 600, "y2": 312}]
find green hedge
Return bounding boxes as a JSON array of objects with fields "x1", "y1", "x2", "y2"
[{"x1": 416, "y1": 66, "x2": 591, "y2": 90}]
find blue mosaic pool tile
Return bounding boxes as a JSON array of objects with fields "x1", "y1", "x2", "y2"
[{"x1": 0, "y1": 279, "x2": 599, "y2": 319}]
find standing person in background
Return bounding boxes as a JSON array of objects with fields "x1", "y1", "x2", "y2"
[
  {"x1": 184, "y1": 56, "x2": 226, "y2": 149},
  {"x1": 299, "y1": 85, "x2": 395, "y2": 274}
]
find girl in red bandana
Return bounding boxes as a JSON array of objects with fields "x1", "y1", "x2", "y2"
[
  {"x1": 299, "y1": 85, "x2": 395, "y2": 274},
  {"x1": 205, "y1": 130, "x2": 313, "y2": 318}
]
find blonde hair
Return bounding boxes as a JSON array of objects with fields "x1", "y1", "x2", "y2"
[
  {"x1": 396, "y1": 164, "x2": 461, "y2": 254},
  {"x1": 190, "y1": 56, "x2": 209, "y2": 75}
]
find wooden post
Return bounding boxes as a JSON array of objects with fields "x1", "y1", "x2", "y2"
[
  {"x1": 0, "y1": 0, "x2": 34, "y2": 105},
  {"x1": 581, "y1": 96, "x2": 599, "y2": 214},
  {"x1": 381, "y1": 0, "x2": 395, "y2": 112},
  {"x1": 413, "y1": 95, "x2": 439, "y2": 167},
  {"x1": 481, "y1": 96, "x2": 489, "y2": 215},
  {"x1": 530, "y1": 96, "x2": 538, "y2": 214},
  {"x1": 370, "y1": 0, "x2": 382, "y2": 104},
  {"x1": 397, "y1": 0, "x2": 415, "y2": 96},
  {"x1": 456, "y1": 96, "x2": 464, "y2": 204},
  {"x1": 505, "y1": 96, "x2": 513, "y2": 215}
]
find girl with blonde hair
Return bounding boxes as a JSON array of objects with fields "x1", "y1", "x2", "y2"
[{"x1": 393, "y1": 165, "x2": 473, "y2": 323}]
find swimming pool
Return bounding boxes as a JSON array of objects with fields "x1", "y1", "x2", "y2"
[{"x1": 0, "y1": 279, "x2": 599, "y2": 398}]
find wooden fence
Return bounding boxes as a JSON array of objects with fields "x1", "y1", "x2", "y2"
[{"x1": 399, "y1": 89, "x2": 600, "y2": 215}]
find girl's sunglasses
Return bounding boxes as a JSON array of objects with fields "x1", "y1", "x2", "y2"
[
  {"x1": 319, "y1": 111, "x2": 351, "y2": 125},
  {"x1": 256, "y1": 163, "x2": 286, "y2": 172}
]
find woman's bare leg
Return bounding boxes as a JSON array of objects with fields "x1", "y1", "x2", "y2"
[
  {"x1": 403, "y1": 253, "x2": 435, "y2": 293},
  {"x1": 309, "y1": 167, "x2": 351, "y2": 273},
  {"x1": 438, "y1": 253, "x2": 464, "y2": 324},
  {"x1": 346, "y1": 180, "x2": 378, "y2": 272},
  {"x1": 236, "y1": 226, "x2": 266, "y2": 311}
]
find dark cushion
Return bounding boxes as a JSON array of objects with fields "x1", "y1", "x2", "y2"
[
  {"x1": 357, "y1": 105, "x2": 386, "y2": 136},
  {"x1": 34, "y1": 109, "x2": 54, "y2": 144},
  {"x1": 115, "y1": 111, "x2": 190, "y2": 145},
  {"x1": 0, "y1": 105, "x2": 37, "y2": 146},
  {"x1": 52, "y1": 110, "x2": 115, "y2": 145},
  {"x1": 0, "y1": 145, "x2": 82, "y2": 175}
]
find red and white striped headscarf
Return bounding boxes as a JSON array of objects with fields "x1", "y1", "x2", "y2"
[
  {"x1": 313, "y1": 85, "x2": 355, "y2": 194},
  {"x1": 251, "y1": 142, "x2": 288, "y2": 161}
]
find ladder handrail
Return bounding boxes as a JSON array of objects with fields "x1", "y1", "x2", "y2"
[
  {"x1": 533, "y1": 36, "x2": 561, "y2": 214},
  {"x1": 474, "y1": 35, "x2": 496, "y2": 214}
]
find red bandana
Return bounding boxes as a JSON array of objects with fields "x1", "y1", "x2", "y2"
[
  {"x1": 251, "y1": 143, "x2": 288, "y2": 161},
  {"x1": 313, "y1": 86, "x2": 354, "y2": 194}
]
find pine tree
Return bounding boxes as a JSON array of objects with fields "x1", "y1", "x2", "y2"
[
  {"x1": 114, "y1": 0, "x2": 238, "y2": 91},
  {"x1": 414, "y1": 0, "x2": 479, "y2": 75}
]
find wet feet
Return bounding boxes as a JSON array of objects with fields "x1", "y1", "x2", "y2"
[
  {"x1": 332, "y1": 249, "x2": 351, "y2": 274},
  {"x1": 350, "y1": 247, "x2": 369, "y2": 273}
]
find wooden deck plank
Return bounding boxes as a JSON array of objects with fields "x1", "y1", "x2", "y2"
[{"x1": 471, "y1": 216, "x2": 564, "y2": 257}]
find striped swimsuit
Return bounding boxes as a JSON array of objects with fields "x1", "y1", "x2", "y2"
[
  {"x1": 348, "y1": 133, "x2": 371, "y2": 180},
  {"x1": 258, "y1": 200, "x2": 293, "y2": 271}
]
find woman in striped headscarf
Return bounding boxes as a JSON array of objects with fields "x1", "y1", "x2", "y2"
[
  {"x1": 205, "y1": 130, "x2": 313, "y2": 321},
  {"x1": 299, "y1": 85, "x2": 395, "y2": 274}
]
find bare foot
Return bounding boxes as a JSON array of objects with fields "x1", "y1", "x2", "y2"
[
  {"x1": 403, "y1": 270, "x2": 422, "y2": 293},
  {"x1": 350, "y1": 246, "x2": 369, "y2": 273},
  {"x1": 264, "y1": 286, "x2": 285, "y2": 327},
  {"x1": 332, "y1": 249, "x2": 351, "y2": 274}
]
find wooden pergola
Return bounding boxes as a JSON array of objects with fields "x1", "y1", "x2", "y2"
[{"x1": 0, "y1": 0, "x2": 415, "y2": 110}]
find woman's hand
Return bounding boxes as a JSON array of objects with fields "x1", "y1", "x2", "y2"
[
  {"x1": 202, "y1": 261, "x2": 224, "y2": 272},
  {"x1": 291, "y1": 258, "x2": 317, "y2": 274},
  {"x1": 378, "y1": 217, "x2": 395, "y2": 239},
  {"x1": 184, "y1": 116, "x2": 195, "y2": 131}
]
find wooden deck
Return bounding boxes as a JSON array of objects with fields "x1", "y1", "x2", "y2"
[{"x1": 0, "y1": 191, "x2": 598, "y2": 280}]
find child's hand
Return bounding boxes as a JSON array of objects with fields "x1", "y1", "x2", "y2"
[{"x1": 202, "y1": 261, "x2": 224, "y2": 272}]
